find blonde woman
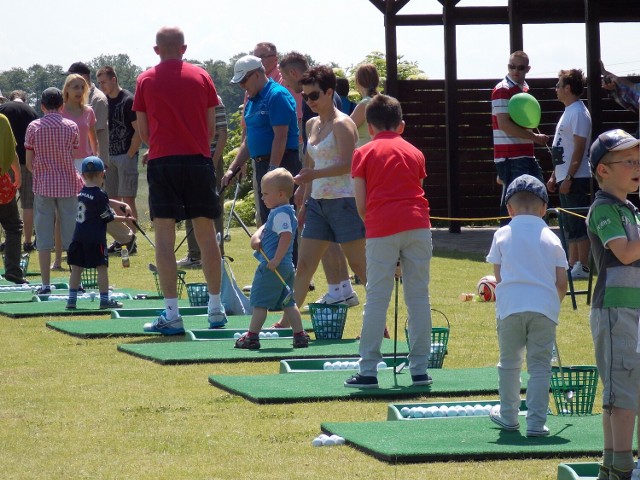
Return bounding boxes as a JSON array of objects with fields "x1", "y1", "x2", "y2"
[
  {"x1": 61, "y1": 74, "x2": 98, "y2": 172},
  {"x1": 350, "y1": 64, "x2": 379, "y2": 147}
]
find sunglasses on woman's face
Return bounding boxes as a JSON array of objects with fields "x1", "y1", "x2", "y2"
[{"x1": 302, "y1": 91, "x2": 322, "y2": 102}]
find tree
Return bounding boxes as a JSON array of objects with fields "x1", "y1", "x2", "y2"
[
  {"x1": 348, "y1": 51, "x2": 427, "y2": 94},
  {"x1": 0, "y1": 68, "x2": 30, "y2": 102}
]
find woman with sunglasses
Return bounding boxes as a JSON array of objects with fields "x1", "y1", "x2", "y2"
[
  {"x1": 284, "y1": 65, "x2": 367, "y2": 315},
  {"x1": 350, "y1": 64, "x2": 380, "y2": 147}
]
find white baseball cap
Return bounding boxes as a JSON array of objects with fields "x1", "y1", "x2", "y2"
[{"x1": 230, "y1": 55, "x2": 263, "y2": 84}]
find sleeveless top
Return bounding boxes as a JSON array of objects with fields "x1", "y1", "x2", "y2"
[
  {"x1": 307, "y1": 131, "x2": 354, "y2": 199},
  {"x1": 356, "y1": 96, "x2": 373, "y2": 147}
]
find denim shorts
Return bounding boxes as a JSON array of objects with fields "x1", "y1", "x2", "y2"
[
  {"x1": 147, "y1": 155, "x2": 221, "y2": 221},
  {"x1": 558, "y1": 177, "x2": 590, "y2": 242},
  {"x1": 301, "y1": 197, "x2": 365, "y2": 243},
  {"x1": 590, "y1": 307, "x2": 640, "y2": 411},
  {"x1": 250, "y1": 262, "x2": 295, "y2": 310}
]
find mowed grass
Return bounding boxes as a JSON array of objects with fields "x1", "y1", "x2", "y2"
[{"x1": 0, "y1": 222, "x2": 600, "y2": 479}]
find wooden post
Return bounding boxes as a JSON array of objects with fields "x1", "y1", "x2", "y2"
[
  {"x1": 443, "y1": 0, "x2": 461, "y2": 233},
  {"x1": 585, "y1": 0, "x2": 603, "y2": 137},
  {"x1": 384, "y1": 0, "x2": 399, "y2": 97},
  {"x1": 508, "y1": 0, "x2": 524, "y2": 52}
]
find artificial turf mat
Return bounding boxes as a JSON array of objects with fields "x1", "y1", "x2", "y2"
[
  {"x1": 321, "y1": 414, "x2": 604, "y2": 463},
  {"x1": 119, "y1": 338, "x2": 410, "y2": 366},
  {"x1": 46, "y1": 313, "x2": 292, "y2": 338},
  {"x1": 0, "y1": 298, "x2": 174, "y2": 318},
  {"x1": 208, "y1": 367, "x2": 524, "y2": 403}
]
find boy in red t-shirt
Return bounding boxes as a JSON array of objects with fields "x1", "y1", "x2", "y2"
[{"x1": 345, "y1": 94, "x2": 433, "y2": 389}]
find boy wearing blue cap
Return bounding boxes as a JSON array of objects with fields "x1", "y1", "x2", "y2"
[
  {"x1": 66, "y1": 156, "x2": 133, "y2": 309},
  {"x1": 587, "y1": 129, "x2": 640, "y2": 480},
  {"x1": 486, "y1": 174, "x2": 568, "y2": 437}
]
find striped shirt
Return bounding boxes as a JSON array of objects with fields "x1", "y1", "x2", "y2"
[
  {"x1": 491, "y1": 76, "x2": 535, "y2": 162},
  {"x1": 24, "y1": 113, "x2": 84, "y2": 197}
]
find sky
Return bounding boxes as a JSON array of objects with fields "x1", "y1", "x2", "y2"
[{"x1": 1, "y1": 0, "x2": 638, "y2": 80}]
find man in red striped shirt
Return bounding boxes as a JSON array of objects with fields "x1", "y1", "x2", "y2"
[{"x1": 492, "y1": 51, "x2": 549, "y2": 223}]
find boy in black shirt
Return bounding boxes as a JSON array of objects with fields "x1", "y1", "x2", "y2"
[{"x1": 66, "y1": 157, "x2": 133, "y2": 309}]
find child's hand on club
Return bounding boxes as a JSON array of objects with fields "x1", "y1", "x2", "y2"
[{"x1": 267, "y1": 258, "x2": 280, "y2": 271}]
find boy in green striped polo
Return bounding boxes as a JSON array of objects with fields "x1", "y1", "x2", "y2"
[{"x1": 587, "y1": 129, "x2": 640, "y2": 480}]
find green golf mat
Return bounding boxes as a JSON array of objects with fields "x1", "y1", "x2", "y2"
[
  {"x1": 321, "y1": 414, "x2": 604, "y2": 463},
  {"x1": 111, "y1": 305, "x2": 206, "y2": 318},
  {"x1": 46, "y1": 314, "x2": 293, "y2": 338},
  {"x1": 0, "y1": 297, "x2": 173, "y2": 318},
  {"x1": 208, "y1": 367, "x2": 524, "y2": 404},
  {"x1": 119, "y1": 338, "x2": 409, "y2": 366}
]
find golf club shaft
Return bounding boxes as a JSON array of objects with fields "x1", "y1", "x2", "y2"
[
  {"x1": 232, "y1": 210, "x2": 293, "y2": 302},
  {"x1": 118, "y1": 205, "x2": 155, "y2": 248},
  {"x1": 393, "y1": 263, "x2": 399, "y2": 375},
  {"x1": 224, "y1": 181, "x2": 241, "y2": 239}
]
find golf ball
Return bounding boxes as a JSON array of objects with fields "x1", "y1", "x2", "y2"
[
  {"x1": 271, "y1": 332, "x2": 279, "y2": 338},
  {"x1": 233, "y1": 332, "x2": 241, "y2": 339},
  {"x1": 439, "y1": 405, "x2": 449, "y2": 416},
  {"x1": 447, "y1": 406, "x2": 459, "y2": 417},
  {"x1": 322, "y1": 438, "x2": 335, "y2": 446},
  {"x1": 312, "y1": 438, "x2": 322, "y2": 447},
  {"x1": 423, "y1": 407, "x2": 434, "y2": 418},
  {"x1": 318, "y1": 434, "x2": 328, "y2": 441},
  {"x1": 412, "y1": 408, "x2": 424, "y2": 419},
  {"x1": 400, "y1": 407, "x2": 411, "y2": 417},
  {"x1": 474, "y1": 405, "x2": 485, "y2": 416},
  {"x1": 333, "y1": 436, "x2": 345, "y2": 445},
  {"x1": 465, "y1": 405, "x2": 475, "y2": 416},
  {"x1": 259, "y1": 332, "x2": 266, "y2": 339},
  {"x1": 377, "y1": 361, "x2": 387, "y2": 370},
  {"x1": 323, "y1": 362, "x2": 332, "y2": 371}
]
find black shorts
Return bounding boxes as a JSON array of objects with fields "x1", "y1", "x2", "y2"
[
  {"x1": 67, "y1": 241, "x2": 108, "y2": 268},
  {"x1": 147, "y1": 155, "x2": 222, "y2": 221}
]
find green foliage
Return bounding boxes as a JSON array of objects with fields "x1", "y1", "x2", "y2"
[
  {"x1": 347, "y1": 50, "x2": 428, "y2": 96},
  {"x1": 228, "y1": 197, "x2": 257, "y2": 228}
]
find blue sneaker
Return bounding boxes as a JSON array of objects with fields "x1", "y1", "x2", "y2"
[
  {"x1": 208, "y1": 307, "x2": 228, "y2": 328},
  {"x1": 143, "y1": 312, "x2": 185, "y2": 335}
]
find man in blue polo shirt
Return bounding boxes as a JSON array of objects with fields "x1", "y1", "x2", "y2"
[{"x1": 222, "y1": 55, "x2": 300, "y2": 224}]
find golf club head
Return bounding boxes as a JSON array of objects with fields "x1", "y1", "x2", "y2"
[
  {"x1": 224, "y1": 234, "x2": 231, "y2": 242},
  {"x1": 394, "y1": 361, "x2": 406, "y2": 374}
]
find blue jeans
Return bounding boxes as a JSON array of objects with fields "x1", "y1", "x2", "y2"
[{"x1": 495, "y1": 157, "x2": 544, "y2": 224}]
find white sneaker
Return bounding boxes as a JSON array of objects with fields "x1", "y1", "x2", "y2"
[
  {"x1": 176, "y1": 256, "x2": 201, "y2": 268},
  {"x1": 344, "y1": 291, "x2": 360, "y2": 307},
  {"x1": 315, "y1": 292, "x2": 346, "y2": 305},
  {"x1": 570, "y1": 261, "x2": 590, "y2": 279}
]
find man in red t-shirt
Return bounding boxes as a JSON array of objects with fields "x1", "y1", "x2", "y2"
[
  {"x1": 134, "y1": 26, "x2": 227, "y2": 335},
  {"x1": 491, "y1": 51, "x2": 548, "y2": 222}
]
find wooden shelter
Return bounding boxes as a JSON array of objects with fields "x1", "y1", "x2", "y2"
[{"x1": 369, "y1": 0, "x2": 640, "y2": 231}]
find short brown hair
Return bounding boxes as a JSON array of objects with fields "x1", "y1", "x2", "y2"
[
  {"x1": 365, "y1": 94, "x2": 402, "y2": 131},
  {"x1": 96, "y1": 66, "x2": 117, "y2": 80},
  {"x1": 558, "y1": 68, "x2": 585, "y2": 97},
  {"x1": 262, "y1": 167, "x2": 294, "y2": 197}
]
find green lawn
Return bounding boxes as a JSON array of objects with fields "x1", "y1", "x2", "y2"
[{"x1": 0, "y1": 222, "x2": 600, "y2": 479}]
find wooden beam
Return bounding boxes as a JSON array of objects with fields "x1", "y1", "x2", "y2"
[
  {"x1": 385, "y1": 4, "x2": 399, "y2": 97},
  {"x1": 443, "y1": 0, "x2": 461, "y2": 233},
  {"x1": 369, "y1": 0, "x2": 385, "y2": 15},
  {"x1": 585, "y1": 0, "x2": 604, "y2": 137},
  {"x1": 509, "y1": 0, "x2": 523, "y2": 52}
]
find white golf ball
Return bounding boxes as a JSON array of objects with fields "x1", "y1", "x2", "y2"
[
  {"x1": 271, "y1": 332, "x2": 279, "y2": 338},
  {"x1": 423, "y1": 406, "x2": 434, "y2": 418},
  {"x1": 439, "y1": 405, "x2": 449, "y2": 416},
  {"x1": 322, "y1": 438, "x2": 335, "y2": 446},
  {"x1": 312, "y1": 438, "x2": 322, "y2": 447},
  {"x1": 412, "y1": 408, "x2": 424, "y2": 419},
  {"x1": 233, "y1": 332, "x2": 241, "y2": 339},
  {"x1": 377, "y1": 361, "x2": 387, "y2": 370},
  {"x1": 465, "y1": 405, "x2": 475, "y2": 416},
  {"x1": 334, "y1": 436, "x2": 345, "y2": 445},
  {"x1": 447, "y1": 406, "x2": 459, "y2": 417},
  {"x1": 431, "y1": 407, "x2": 444, "y2": 418},
  {"x1": 323, "y1": 362, "x2": 332, "y2": 371},
  {"x1": 318, "y1": 434, "x2": 328, "y2": 441},
  {"x1": 259, "y1": 332, "x2": 266, "y2": 339},
  {"x1": 474, "y1": 405, "x2": 485, "y2": 416},
  {"x1": 400, "y1": 407, "x2": 411, "y2": 417}
]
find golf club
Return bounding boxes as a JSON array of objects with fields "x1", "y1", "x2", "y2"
[
  {"x1": 224, "y1": 180, "x2": 241, "y2": 242},
  {"x1": 232, "y1": 210, "x2": 293, "y2": 305},
  {"x1": 174, "y1": 165, "x2": 242, "y2": 253},
  {"x1": 119, "y1": 205, "x2": 155, "y2": 248},
  {"x1": 393, "y1": 260, "x2": 403, "y2": 376},
  {"x1": 554, "y1": 340, "x2": 575, "y2": 402}
]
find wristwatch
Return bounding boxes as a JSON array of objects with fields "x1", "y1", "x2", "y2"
[{"x1": 565, "y1": 174, "x2": 573, "y2": 182}]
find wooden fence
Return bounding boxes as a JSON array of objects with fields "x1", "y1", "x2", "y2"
[{"x1": 397, "y1": 78, "x2": 639, "y2": 221}]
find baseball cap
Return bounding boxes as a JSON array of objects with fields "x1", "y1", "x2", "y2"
[
  {"x1": 68, "y1": 62, "x2": 91, "y2": 75},
  {"x1": 230, "y1": 55, "x2": 263, "y2": 84},
  {"x1": 589, "y1": 129, "x2": 640, "y2": 173},
  {"x1": 41, "y1": 87, "x2": 63, "y2": 109},
  {"x1": 81, "y1": 156, "x2": 104, "y2": 174},
  {"x1": 504, "y1": 174, "x2": 549, "y2": 205}
]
